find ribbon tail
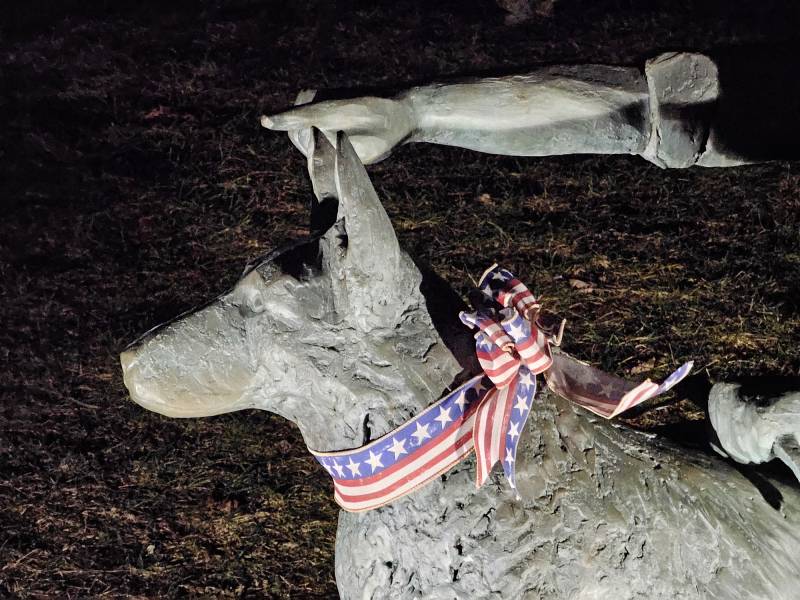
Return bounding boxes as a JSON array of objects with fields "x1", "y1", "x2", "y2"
[
  {"x1": 477, "y1": 263, "x2": 501, "y2": 291},
  {"x1": 607, "y1": 360, "x2": 694, "y2": 418},
  {"x1": 546, "y1": 352, "x2": 693, "y2": 419},
  {"x1": 473, "y1": 375, "x2": 528, "y2": 490},
  {"x1": 472, "y1": 387, "x2": 503, "y2": 488},
  {"x1": 500, "y1": 369, "x2": 535, "y2": 493}
]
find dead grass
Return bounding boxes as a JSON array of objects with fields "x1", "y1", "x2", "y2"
[{"x1": 2, "y1": 0, "x2": 800, "y2": 597}]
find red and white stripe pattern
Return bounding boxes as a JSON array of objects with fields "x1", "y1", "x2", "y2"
[
  {"x1": 544, "y1": 353, "x2": 694, "y2": 419},
  {"x1": 309, "y1": 374, "x2": 491, "y2": 512},
  {"x1": 462, "y1": 311, "x2": 553, "y2": 385},
  {"x1": 607, "y1": 359, "x2": 693, "y2": 418},
  {"x1": 499, "y1": 310, "x2": 553, "y2": 374},
  {"x1": 461, "y1": 269, "x2": 547, "y2": 490},
  {"x1": 471, "y1": 373, "x2": 536, "y2": 489},
  {"x1": 473, "y1": 384, "x2": 512, "y2": 487},
  {"x1": 469, "y1": 329, "x2": 521, "y2": 388},
  {"x1": 460, "y1": 311, "x2": 515, "y2": 353},
  {"x1": 462, "y1": 266, "x2": 554, "y2": 380},
  {"x1": 479, "y1": 264, "x2": 541, "y2": 320}
]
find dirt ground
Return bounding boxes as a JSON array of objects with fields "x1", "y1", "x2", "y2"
[{"x1": 2, "y1": 0, "x2": 800, "y2": 597}]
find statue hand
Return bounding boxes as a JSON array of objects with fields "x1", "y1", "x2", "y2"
[{"x1": 261, "y1": 90, "x2": 416, "y2": 164}]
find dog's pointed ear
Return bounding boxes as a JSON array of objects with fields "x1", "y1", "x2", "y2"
[
  {"x1": 333, "y1": 130, "x2": 402, "y2": 286},
  {"x1": 306, "y1": 130, "x2": 417, "y2": 330},
  {"x1": 307, "y1": 128, "x2": 339, "y2": 233}
]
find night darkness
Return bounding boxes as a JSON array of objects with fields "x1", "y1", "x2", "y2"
[{"x1": 2, "y1": 0, "x2": 800, "y2": 597}]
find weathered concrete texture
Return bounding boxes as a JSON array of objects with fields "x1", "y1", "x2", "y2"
[
  {"x1": 406, "y1": 65, "x2": 650, "y2": 160},
  {"x1": 336, "y1": 390, "x2": 800, "y2": 600},
  {"x1": 121, "y1": 130, "x2": 470, "y2": 453},
  {"x1": 267, "y1": 64, "x2": 651, "y2": 164},
  {"x1": 643, "y1": 52, "x2": 720, "y2": 168}
]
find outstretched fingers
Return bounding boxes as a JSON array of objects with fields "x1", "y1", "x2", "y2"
[
  {"x1": 261, "y1": 99, "x2": 384, "y2": 133},
  {"x1": 261, "y1": 107, "x2": 316, "y2": 131}
]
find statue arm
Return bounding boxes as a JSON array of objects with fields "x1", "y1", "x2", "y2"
[
  {"x1": 264, "y1": 52, "x2": 763, "y2": 169},
  {"x1": 401, "y1": 65, "x2": 650, "y2": 160}
]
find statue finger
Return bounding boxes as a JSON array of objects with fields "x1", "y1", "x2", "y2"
[
  {"x1": 262, "y1": 108, "x2": 310, "y2": 131},
  {"x1": 261, "y1": 88, "x2": 317, "y2": 130},
  {"x1": 262, "y1": 98, "x2": 384, "y2": 133}
]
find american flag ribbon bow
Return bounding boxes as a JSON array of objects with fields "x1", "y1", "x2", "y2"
[
  {"x1": 309, "y1": 265, "x2": 692, "y2": 512},
  {"x1": 457, "y1": 264, "x2": 560, "y2": 491}
]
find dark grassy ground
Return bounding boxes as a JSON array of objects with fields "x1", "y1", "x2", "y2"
[{"x1": 2, "y1": 0, "x2": 800, "y2": 597}]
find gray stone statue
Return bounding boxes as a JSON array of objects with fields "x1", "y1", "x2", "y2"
[
  {"x1": 122, "y1": 121, "x2": 800, "y2": 596},
  {"x1": 262, "y1": 51, "x2": 800, "y2": 170}
]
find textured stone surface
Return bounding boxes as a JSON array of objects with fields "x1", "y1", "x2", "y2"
[
  {"x1": 642, "y1": 52, "x2": 720, "y2": 168},
  {"x1": 337, "y1": 391, "x2": 800, "y2": 599},
  {"x1": 266, "y1": 64, "x2": 650, "y2": 164},
  {"x1": 122, "y1": 131, "x2": 800, "y2": 599}
]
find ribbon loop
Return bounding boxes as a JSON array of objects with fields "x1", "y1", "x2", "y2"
[
  {"x1": 459, "y1": 310, "x2": 515, "y2": 353},
  {"x1": 473, "y1": 330, "x2": 518, "y2": 388},
  {"x1": 479, "y1": 263, "x2": 541, "y2": 320},
  {"x1": 499, "y1": 309, "x2": 553, "y2": 375}
]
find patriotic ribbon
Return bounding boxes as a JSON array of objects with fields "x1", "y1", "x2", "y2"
[
  {"x1": 456, "y1": 265, "x2": 558, "y2": 490},
  {"x1": 458, "y1": 264, "x2": 692, "y2": 492},
  {"x1": 309, "y1": 265, "x2": 693, "y2": 512}
]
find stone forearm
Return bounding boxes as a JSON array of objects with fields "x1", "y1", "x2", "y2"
[
  {"x1": 266, "y1": 50, "x2": 796, "y2": 167},
  {"x1": 401, "y1": 52, "x2": 766, "y2": 169},
  {"x1": 402, "y1": 64, "x2": 650, "y2": 159}
]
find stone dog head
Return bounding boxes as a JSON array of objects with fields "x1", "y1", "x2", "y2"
[{"x1": 120, "y1": 131, "x2": 472, "y2": 451}]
